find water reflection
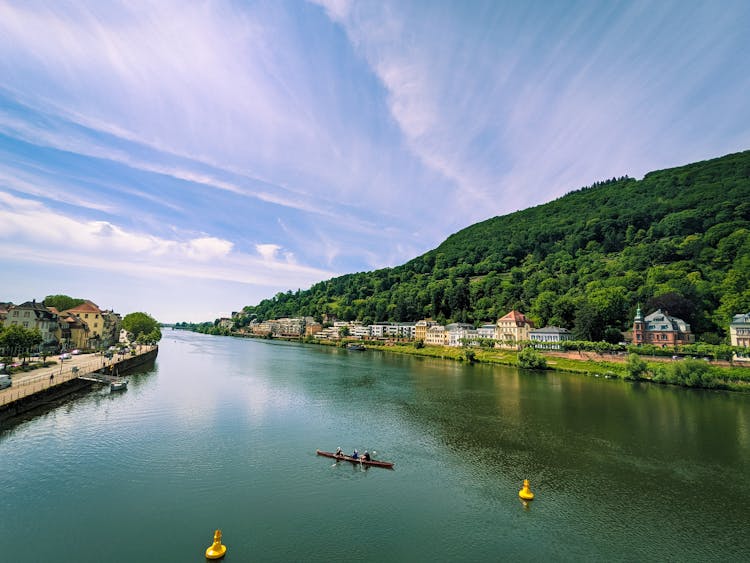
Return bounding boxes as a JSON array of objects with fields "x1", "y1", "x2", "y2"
[{"x1": 2, "y1": 332, "x2": 749, "y2": 562}]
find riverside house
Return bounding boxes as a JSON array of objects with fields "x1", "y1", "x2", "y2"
[
  {"x1": 632, "y1": 307, "x2": 694, "y2": 347},
  {"x1": 415, "y1": 319, "x2": 439, "y2": 341},
  {"x1": 529, "y1": 326, "x2": 573, "y2": 349},
  {"x1": 49, "y1": 308, "x2": 90, "y2": 351},
  {"x1": 495, "y1": 310, "x2": 534, "y2": 349},
  {"x1": 4, "y1": 300, "x2": 59, "y2": 348},
  {"x1": 730, "y1": 313, "x2": 750, "y2": 359}
]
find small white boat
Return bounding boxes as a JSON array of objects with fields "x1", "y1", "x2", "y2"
[{"x1": 110, "y1": 379, "x2": 128, "y2": 391}]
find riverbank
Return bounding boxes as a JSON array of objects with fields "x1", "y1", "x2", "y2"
[
  {"x1": 214, "y1": 330, "x2": 750, "y2": 392},
  {"x1": 356, "y1": 341, "x2": 750, "y2": 391},
  {"x1": 0, "y1": 346, "x2": 158, "y2": 423}
]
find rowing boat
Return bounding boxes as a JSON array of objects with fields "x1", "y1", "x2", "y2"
[{"x1": 316, "y1": 449, "x2": 394, "y2": 469}]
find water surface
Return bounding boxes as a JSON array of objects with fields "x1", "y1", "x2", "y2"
[{"x1": 1, "y1": 331, "x2": 748, "y2": 561}]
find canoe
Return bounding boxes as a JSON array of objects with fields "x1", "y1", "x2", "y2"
[{"x1": 316, "y1": 449, "x2": 394, "y2": 469}]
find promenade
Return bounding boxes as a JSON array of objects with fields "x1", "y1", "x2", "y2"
[{"x1": 0, "y1": 346, "x2": 157, "y2": 408}]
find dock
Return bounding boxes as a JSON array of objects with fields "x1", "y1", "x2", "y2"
[{"x1": 0, "y1": 346, "x2": 158, "y2": 422}]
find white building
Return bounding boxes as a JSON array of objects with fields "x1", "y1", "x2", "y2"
[
  {"x1": 730, "y1": 313, "x2": 750, "y2": 359},
  {"x1": 314, "y1": 326, "x2": 341, "y2": 340},
  {"x1": 529, "y1": 326, "x2": 573, "y2": 349},
  {"x1": 445, "y1": 323, "x2": 476, "y2": 347},
  {"x1": 351, "y1": 324, "x2": 371, "y2": 338}
]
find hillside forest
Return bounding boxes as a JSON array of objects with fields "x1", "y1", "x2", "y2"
[{"x1": 234, "y1": 150, "x2": 750, "y2": 344}]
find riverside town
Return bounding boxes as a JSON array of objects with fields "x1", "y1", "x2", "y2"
[
  {"x1": 181, "y1": 306, "x2": 750, "y2": 392},
  {"x1": 0, "y1": 297, "x2": 160, "y2": 419},
  {"x1": 3, "y1": 3, "x2": 750, "y2": 560}
]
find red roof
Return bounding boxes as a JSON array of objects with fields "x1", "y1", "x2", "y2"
[
  {"x1": 498, "y1": 310, "x2": 533, "y2": 327},
  {"x1": 65, "y1": 300, "x2": 102, "y2": 314}
]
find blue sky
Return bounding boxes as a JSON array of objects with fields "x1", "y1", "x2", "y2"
[{"x1": 1, "y1": 0, "x2": 749, "y2": 323}]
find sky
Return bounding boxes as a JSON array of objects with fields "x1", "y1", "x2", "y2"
[{"x1": 1, "y1": 0, "x2": 749, "y2": 323}]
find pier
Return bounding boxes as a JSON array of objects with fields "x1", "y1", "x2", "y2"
[{"x1": 0, "y1": 346, "x2": 158, "y2": 422}]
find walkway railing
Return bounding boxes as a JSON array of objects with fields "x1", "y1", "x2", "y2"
[{"x1": 0, "y1": 346, "x2": 156, "y2": 407}]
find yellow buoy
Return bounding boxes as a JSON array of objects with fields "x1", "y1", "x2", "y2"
[
  {"x1": 205, "y1": 529, "x2": 227, "y2": 560},
  {"x1": 519, "y1": 479, "x2": 535, "y2": 501}
]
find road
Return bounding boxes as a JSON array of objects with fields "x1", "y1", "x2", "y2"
[{"x1": 0, "y1": 348, "x2": 151, "y2": 407}]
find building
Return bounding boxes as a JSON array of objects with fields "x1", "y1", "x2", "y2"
[
  {"x1": 425, "y1": 324, "x2": 447, "y2": 346},
  {"x1": 313, "y1": 325, "x2": 341, "y2": 340},
  {"x1": 632, "y1": 307, "x2": 694, "y2": 347},
  {"x1": 495, "y1": 310, "x2": 534, "y2": 349},
  {"x1": 249, "y1": 320, "x2": 273, "y2": 336},
  {"x1": 101, "y1": 310, "x2": 122, "y2": 346},
  {"x1": 351, "y1": 324, "x2": 371, "y2": 339},
  {"x1": 385, "y1": 322, "x2": 415, "y2": 339},
  {"x1": 529, "y1": 326, "x2": 573, "y2": 349},
  {"x1": 5, "y1": 300, "x2": 59, "y2": 347},
  {"x1": 305, "y1": 322, "x2": 323, "y2": 337},
  {"x1": 445, "y1": 323, "x2": 476, "y2": 347},
  {"x1": 54, "y1": 310, "x2": 90, "y2": 350},
  {"x1": 275, "y1": 317, "x2": 307, "y2": 337},
  {"x1": 63, "y1": 301, "x2": 106, "y2": 348},
  {"x1": 217, "y1": 317, "x2": 234, "y2": 330},
  {"x1": 415, "y1": 319, "x2": 439, "y2": 341},
  {"x1": 476, "y1": 324, "x2": 496, "y2": 340},
  {"x1": 730, "y1": 313, "x2": 750, "y2": 357}
]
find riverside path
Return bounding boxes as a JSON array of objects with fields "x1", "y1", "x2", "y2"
[{"x1": 0, "y1": 346, "x2": 158, "y2": 409}]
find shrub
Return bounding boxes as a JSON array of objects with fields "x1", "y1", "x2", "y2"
[
  {"x1": 625, "y1": 353, "x2": 648, "y2": 380},
  {"x1": 518, "y1": 347, "x2": 547, "y2": 370}
]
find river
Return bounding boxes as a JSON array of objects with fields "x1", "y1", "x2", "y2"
[{"x1": 1, "y1": 330, "x2": 749, "y2": 561}]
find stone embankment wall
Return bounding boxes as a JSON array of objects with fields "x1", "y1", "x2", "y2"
[
  {"x1": 98, "y1": 347, "x2": 159, "y2": 375},
  {"x1": 0, "y1": 346, "x2": 158, "y2": 424}
]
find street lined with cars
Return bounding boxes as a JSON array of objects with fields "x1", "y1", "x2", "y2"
[{"x1": 0, "y1": 346, "x2": 156, "y2": 407}]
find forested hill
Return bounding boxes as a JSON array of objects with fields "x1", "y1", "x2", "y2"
[{"x1": 238, "y1": 150, "x2": 750, "y2": 342}]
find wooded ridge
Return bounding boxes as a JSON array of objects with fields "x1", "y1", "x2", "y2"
[{"x1": 236, "y1": 150, "x2": 750, "y2": 342}]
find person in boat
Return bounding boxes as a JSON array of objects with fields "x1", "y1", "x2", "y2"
[
  {"x1": 351, "y1": 449, "x2": 359, "y2": 460},
  {"x1": 335, "y1": 447, "x2": 344, "y2": 457},
  {"x1": 363, "y1": 450, "x2": 371, "y2": 461}
]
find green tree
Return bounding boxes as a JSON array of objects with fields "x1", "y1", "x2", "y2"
[
  {"x1": 44, "y1": 294, "x2": 85, "y2": 311},
  {"x1": 517, "y1": 347, "x2": 547, "y2": 369},
  {"x1": 0, "y1": 325, "x2": 42, "y2": 362},
  {"x1": 122, "y1": 312, "x2": 161, "y2": 342},
  {"x1": 625, "y1": 353, "x2": 648, "y2": 380},
  {"x1": 603, "y1": 327, "x2": 623, "y2": 344}
]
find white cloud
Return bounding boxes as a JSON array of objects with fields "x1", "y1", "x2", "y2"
[
  {"x1": 308, "y1": 0, "x2": 351, "y2": 23},
  {"x1": 255, "y1": 243, "x2": 281, "y2": 261},
  {"x1": 0, "y1": 191, "x2": 334, "y2": 288}
]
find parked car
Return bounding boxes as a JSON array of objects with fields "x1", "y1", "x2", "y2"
[
  {"x1": 60, "y1": 353, "x2": 72, "y2": 360},
  {"x1": 0, "y1": 374, "x2": 11, "y2": 389},
  {"x1": 71, "y1": 349, "x2": 81, "y2": 355}
]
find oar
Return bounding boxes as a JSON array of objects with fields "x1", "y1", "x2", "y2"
[{"x1": 331, "y1": 450, "x2": 342, "y2": 466}]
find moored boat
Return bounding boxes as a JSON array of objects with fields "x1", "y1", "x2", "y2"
[
  {"x1": 316, "y1": 449, "x2": 394, "y2": 469},
  {"x1": 110, "y1": 379, "x2": 128, "y2": 391},
  {"x1": 346, "y1": 343, "x2": 366, "y2": 351}
]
